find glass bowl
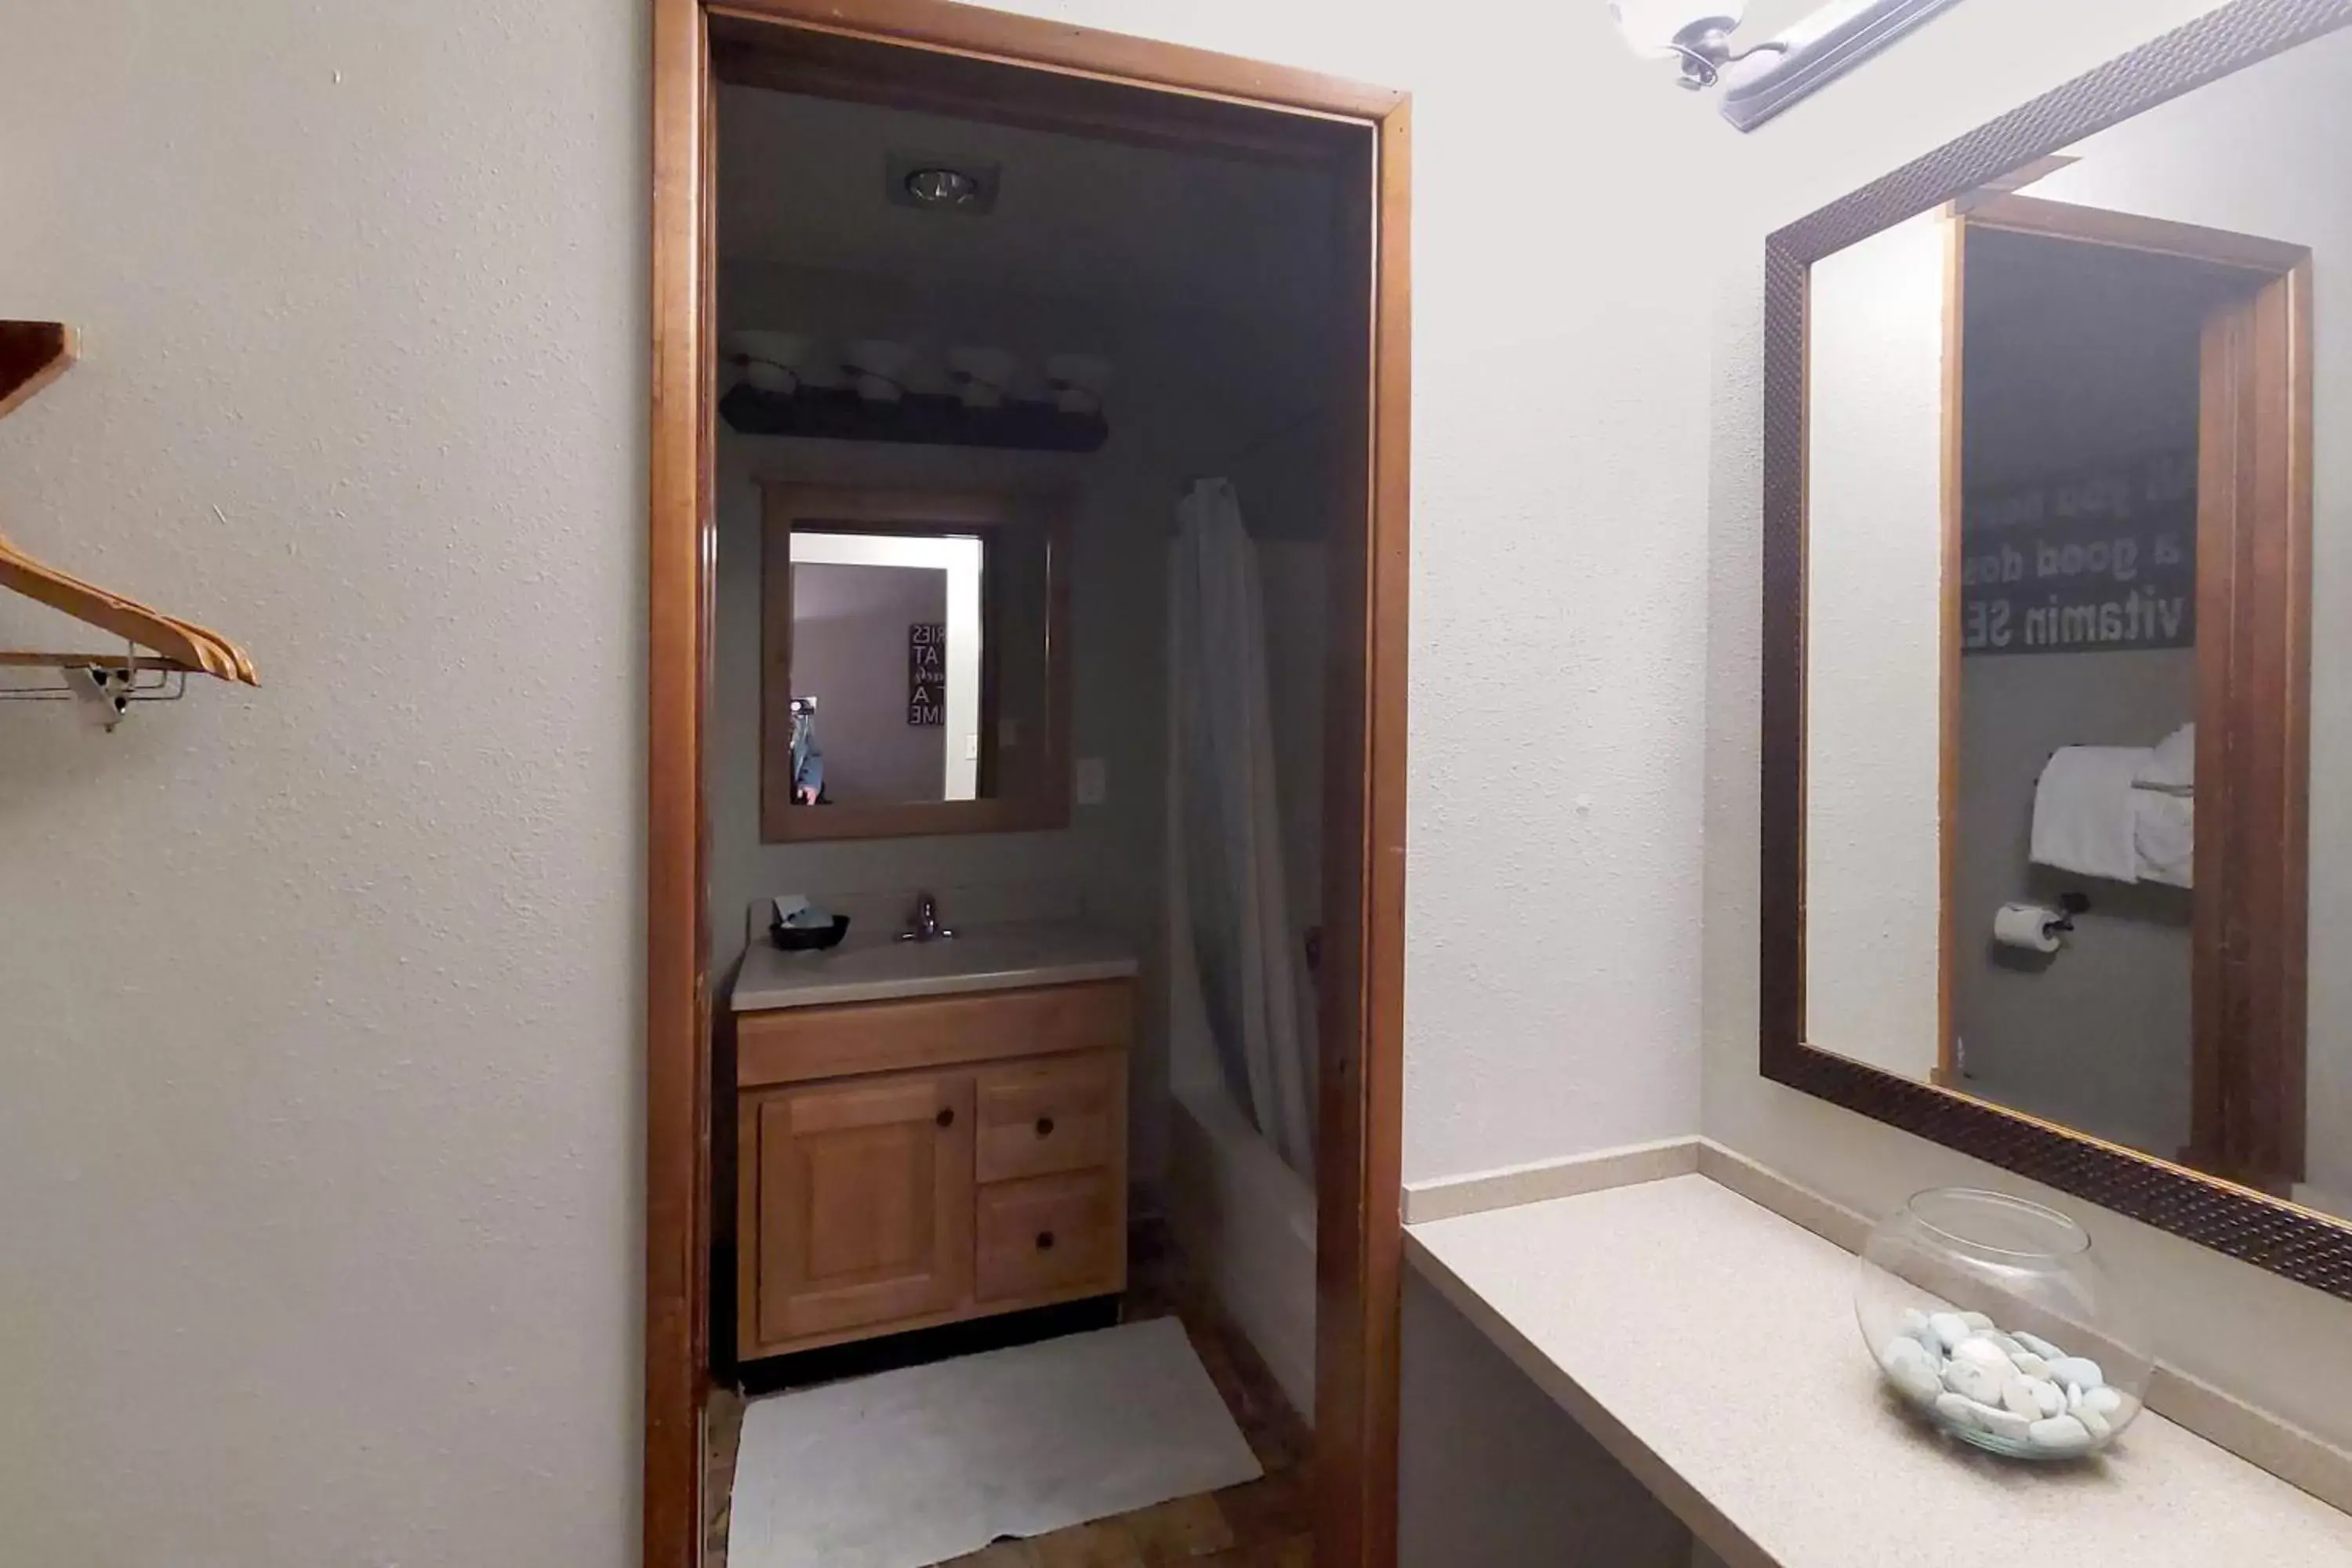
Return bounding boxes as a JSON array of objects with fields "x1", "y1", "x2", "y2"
[{"x1": 1856, "y1": 1188, "x2": 2152, "y2": 1459}]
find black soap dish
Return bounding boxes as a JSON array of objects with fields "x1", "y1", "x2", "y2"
[{"x1": 770, "y1": 913, "x2": 851, "y2": 952}]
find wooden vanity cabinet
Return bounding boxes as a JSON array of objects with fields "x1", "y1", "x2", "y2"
[{"x1": 735, "y1": 979, "x2": 1131, "y2": 1362}]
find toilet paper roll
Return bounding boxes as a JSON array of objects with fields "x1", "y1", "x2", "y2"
[{"x1": 1993, "y1": 902, "x2": 2065, "y2": 954}]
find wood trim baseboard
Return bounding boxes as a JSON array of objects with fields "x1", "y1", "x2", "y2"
[
  {"x1": 706, "y1": 0, "x2": 1404, "y2": 121},
  {"x1": 1958, "y1": 191, "x2": 2311, "y2": 274},
  {"x1": 647, "y1": 3, "x2": 713, "y2": 1566},
  {"x1": 1402, "y1": 1138, "x2": 1701, "y2": 1225}
]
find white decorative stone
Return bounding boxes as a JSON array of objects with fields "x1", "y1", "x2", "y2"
[
  {"x1": 1951, "y1": 1336, "x2": 2012, "y2": 1369},
  {"x1": 1926, "y1": 1312, "x2": 1972, "y2": 1353},
  {"x1": 2028, "y1": 1414, "x2": 2093, "y2": 1455},
  {"x1": 2078, "y1": 1385, "x2": 2125, "y2": 1419},
  {"x1": 1944, "y1": 1355, "x2": 2009, "y2": 1406},
  {"x1": 1972, "y1": 1402, "x2": 2034, "y2": 1443},
  {"x1": 1886, "y1": 1314, "x2": 2135, "y2": 1457},
  {"x1": 2047, "y1": 1356, "x2": 2106, "y2": 1392},
  {"x1": 1882, "y1": 1336, "x2": 1944, "y2": 1403}
]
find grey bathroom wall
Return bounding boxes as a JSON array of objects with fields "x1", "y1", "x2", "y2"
[
  {"x1": 791, "y1": 561, "x2": 950, "y2": 803},
  {"x1": 1950, "y1": 233, "x2": 2203, "y2": 1157},
  {"x1": 710, "y1": 259, "x2": 1330, "y2": 1189},
  {"x1": 1955, "y1": 650, "x2": 2195, "y2": 1152}
]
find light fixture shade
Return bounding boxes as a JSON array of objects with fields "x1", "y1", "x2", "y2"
[{"x1": 1610, "y1": 0, "x2": 1744, "y2": 56}]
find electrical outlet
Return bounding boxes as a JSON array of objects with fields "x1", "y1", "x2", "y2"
[{"x1": 1075, "y1": 757, "x2": 1107, "y2": 807}]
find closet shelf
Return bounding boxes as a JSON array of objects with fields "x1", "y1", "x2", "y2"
[
  {"x1": 720, "y1": 383, "x2": 1109, "y2": 453},
  {"x1": 0, "y1": 321, "x2": 74, "y2": 422},
  {"x1": 0, "y1": 319, "x2": 259, "y2": 726}
]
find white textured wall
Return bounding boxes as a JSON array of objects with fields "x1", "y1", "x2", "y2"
[
  {"x1": 0, "y1": 2, "x2": 644, "y2": 1566},
  {"x1": 5, "y1": 0, "x2": 1721, "y2": 1558},
  {"x1": 39, "y1": 0, "x2": 2343, "y2": 1561},
  {"x1": 1703, "y1": 0, "x2": 2352, "y2": 1450},
  {"x1": 1803, "y1": 209, "x2": 1947, "y2": 1079}
]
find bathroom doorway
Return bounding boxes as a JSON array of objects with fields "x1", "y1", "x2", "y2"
[
  {"x1": 645, "y1": 5, "x2": 1410, "y2": 1567},
  {"x1": 1935, "y1": 189, "x2": 2311, "y2": 1195}
]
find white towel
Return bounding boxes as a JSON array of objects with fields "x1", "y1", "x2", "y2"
[
  {"x1": 2134, "y1": 793, "x2": 2194, "y2": 887},
  {"x1": 2031, "y1": 746, "x2": 2147, "y2": 884},
  {"x1": 2132, "y1": 723, "x2": 2194, "y2": 887},
  {"x1": 2139, "y1": 722, "x2": 2194, "y2": 789}
]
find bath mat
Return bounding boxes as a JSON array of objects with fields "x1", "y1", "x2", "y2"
[{"x1": 727, "y1": 1316, "x2": 1263, "y2": 1568}]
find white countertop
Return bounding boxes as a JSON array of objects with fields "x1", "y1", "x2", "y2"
[
  {"x1": 731, "y1": 918, "x2": 1139, "y2": 1012},
  {"x1": 1406, "y1": 1174, "x2": 2352, "y2": 1568}
]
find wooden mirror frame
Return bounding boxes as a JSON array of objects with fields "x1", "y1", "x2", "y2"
[
  {"x1": 1760, "y1": 0, "x2": 2352, "y2": 1302},
  {"x1": 759, "y1": 483, "x2": 1073, "y2": 843}
]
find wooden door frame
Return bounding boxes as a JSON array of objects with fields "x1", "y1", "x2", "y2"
[
  {"x1": 647, "y1": 5, "x2": 1412, "y2": 1566},
  {"x1": 1933, "y1": 191, "x2": 2312, "y2": 1187}
]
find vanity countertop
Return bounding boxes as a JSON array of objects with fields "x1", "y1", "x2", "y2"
[
  {"x1": 1406, "y1": 1174, "x2": 2352, "y2": 1568},
  {"x1": 731, "y1": 919, "x2": 1139, "y2": 1012}
]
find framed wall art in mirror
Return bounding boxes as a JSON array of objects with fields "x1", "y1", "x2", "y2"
[
  {"x1": 1761, "y1": 0, "x2": 2352, "y2": 1300},
  {"x1": 760, "y1": 483, "x2": 1072, "y2": 843}
]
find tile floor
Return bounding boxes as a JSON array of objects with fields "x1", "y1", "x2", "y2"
[{"x1": 704, "y1": 1228, "x2": 1312, "y2": 1567}]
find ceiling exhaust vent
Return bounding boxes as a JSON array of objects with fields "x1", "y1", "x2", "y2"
[{"x1": 886, "y1": 150, "x2": 1002, "y2": 215}]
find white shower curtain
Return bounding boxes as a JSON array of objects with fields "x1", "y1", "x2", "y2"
[{"x1": 1166, "y1": 477, "x2": 1315, "y2": 1174}]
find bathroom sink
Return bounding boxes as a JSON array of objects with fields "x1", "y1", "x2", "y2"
[{"x1": 731, "y1": 918, "x2": 1138, "y2": 1012}]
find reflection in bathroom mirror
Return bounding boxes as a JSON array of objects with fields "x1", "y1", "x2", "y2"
[
  {"x1": 1801, "y1": 27, "x2": 2349, "y2": 1218},
  {"x1": 761, "y1": 484, "x2": 1067, "y2": 840},
  {"x1": 787, "y1": 528, "x2": 987, "y2": 805}
]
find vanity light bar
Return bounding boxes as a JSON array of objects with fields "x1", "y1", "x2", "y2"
[{"x1": 1716, "y1": 0, "x2": 1965, "y2": 129}]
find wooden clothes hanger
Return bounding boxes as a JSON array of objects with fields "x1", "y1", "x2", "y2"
[{"x1": 0, "y1": 321, "x2": 258, "y2": 686}]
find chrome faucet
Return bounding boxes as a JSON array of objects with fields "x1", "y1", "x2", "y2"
[{"x1": 897, "y1": 892, "x2": 956, "y2": 942}]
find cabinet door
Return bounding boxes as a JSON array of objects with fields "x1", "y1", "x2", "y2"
[{"x1": 745, "y1": 1072, "x2": 974, "y2": 1353}]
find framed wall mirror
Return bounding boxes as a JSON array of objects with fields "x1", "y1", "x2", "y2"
[
  {"x1": 761, "y1": 483, "x2": 1071, "y2": 842},
  {"x1": 1762, "y1": 0, "x2": 2352, "y2": 1298}
]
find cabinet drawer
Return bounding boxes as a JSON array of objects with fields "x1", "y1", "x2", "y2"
[
  {"x1": 975, "y1": 1049, "x2": 1124, "y2": 1183},
  {"x1": 739, "y1": 981, "x2": 1134, "y2": 1088},
  {"x1": 975, "y1": 1171, "x2": 1123, "y2": 1303}
]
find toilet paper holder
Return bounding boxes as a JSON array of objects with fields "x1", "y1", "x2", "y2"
[{"x1": 2049, "y1": 891, "x2": 2092, "y2": 935}]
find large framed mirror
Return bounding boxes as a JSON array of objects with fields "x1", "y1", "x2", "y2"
[
  {"x1": 760, "y1": 483, "x2": 1071, "y2": 842},
  {"x1": 1762, "y1": 0, "x2": 2352, "y2": 1297}
]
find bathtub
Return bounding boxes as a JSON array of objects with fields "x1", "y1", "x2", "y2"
[{"x1": 1167, "y1": 1072, "x2": 1319, "y2": 1421}]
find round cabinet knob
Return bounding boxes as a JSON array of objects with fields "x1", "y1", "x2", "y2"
[
  {"x1": 1034, "y1": 1116, "x2": 1055, "y2": 1138},
  {"x1": 935, "y1": 1107, "x2": 955, "y2": 1129},
  {"x1": 1035, "y1": 1229, "x2": 1056, "y2": 1251}
]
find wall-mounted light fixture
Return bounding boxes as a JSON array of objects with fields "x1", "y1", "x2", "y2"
[{"x1": 1611, "y1": 0, "x2": 1964, "y2": 130}]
